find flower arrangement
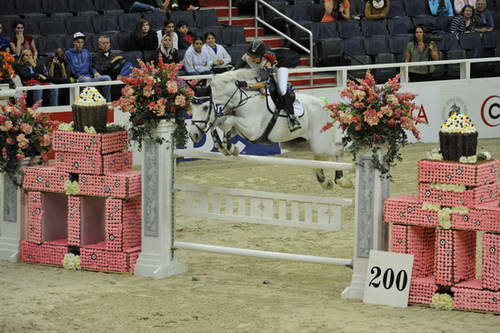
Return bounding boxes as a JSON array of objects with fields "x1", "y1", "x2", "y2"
[
  {"x1": 0, "y1": 51, "x2": 15, "y2": 87},
  {"x1": 323, "y1": 73, "x2": 423, "y2": 178},
  {"x1": 62, "y1": 253, "x2": 81, "y2": 270},
  {"x1": 113, "y1": 57, "x2": 193, "y2": 149},
  {"x1": 0, "y1": 93, "x2": 57, "y2": 181}
]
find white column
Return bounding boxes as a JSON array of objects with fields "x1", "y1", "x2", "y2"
[
  {"x1": 342, "y1": 151, "x2": 389, "y2": 300},
  {"x1": 135, "y1": 120, "x2": 187, "y2": 279},
  {"x1": 0, "y1": 174, "x2": 25, "y2": 262}
]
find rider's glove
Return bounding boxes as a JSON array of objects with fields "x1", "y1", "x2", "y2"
[{"x1": 235, "y1": 80, "x2": 248, "y2": 88}]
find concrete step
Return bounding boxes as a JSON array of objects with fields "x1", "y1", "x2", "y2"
[
  {"x1": 200, "y1": 0, "x2": 229, "y2": 6},
  {"x1": 219, "y1": 16, "x2": 254, "y2": 26},
  {"x1": 244, "y1": 26, "x2": 265, "y2": 37}
]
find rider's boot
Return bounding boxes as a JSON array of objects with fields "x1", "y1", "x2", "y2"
[{"x1": 281, "y1": 92, "x2": 301, "y2": 132}]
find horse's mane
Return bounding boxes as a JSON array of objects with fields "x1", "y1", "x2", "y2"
[{"x1": 210, "y1": 69, "x2": 256, "y2": 94}]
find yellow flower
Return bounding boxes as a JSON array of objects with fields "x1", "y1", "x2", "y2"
[
  {"x1": 84, "y1": 126, "x2": 97, "y2": 134},
  {"x1": 64, "y1": 180, "x2": 80, "y2": 195},
  {"x1": 58, "y1": 123, "x2": 74, "y2": 131},
  {"x1": 431, "y1": 294, "x2": 454, "y2": 310},
  {"x1": 62, "y1": 253, "x2": 81, "y2": 270}
]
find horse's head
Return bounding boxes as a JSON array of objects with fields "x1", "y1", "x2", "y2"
[{"x1": 189, "y1": 84, "x2": 213, "y2": 143}]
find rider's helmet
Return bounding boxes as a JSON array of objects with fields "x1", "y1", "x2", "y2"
[{"x1": 247, "y1": 39, "x2": 266, "y2": 59}]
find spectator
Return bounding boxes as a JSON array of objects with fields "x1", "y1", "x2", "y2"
[
  {"x1": 364, "y1": 0, "x2": 390, "y2": 20},
  {"x1": 133, "y1": 19, "x2": 158, "y2": 51},
  {"x1": 157, "y1": 20, "x2": 178, "y2": 49},
  {"x1": 65, "y1": 32, "x2": 111, "y2": 101},
  {"x1": 202, "y1": 32, "x2": 231, "y2": 73},
  {"x1": 14, "y1": 49, "x2": 58, "y2": 106},
  {"x1": 405, "y1": 25, "x2": 440, "y2": 82},
  {"x1": 177, "y1": 0, "x2": 200, "y2": 10},
  {"x1": 321, "y1": 0, "x2": 350, "y2": 22},
  {"x1": 155, "y1": 34, "x2": 179, "y2": 64},
  {"x1": 119, "y1": 0, "x2": 170, "y2": 12},
  {"x1": 48, "y1": 48, "x2": 70, "y2": 84},
  {"x1": 183, "y1": 36, "x2": 213, "y2": 75},
  {"x1": 475, "y1": 0, "x2": 494, "y2": 32},
  {"x1": 177, "y1": 21, "x2": 194, "y2": 50},
  {"x1": 429, "y1": 0, "x2": 454, "y2": 16},
  {"x1": 0, "y1": 23, "x2": 10, "y2": 53},
  {"x1": 453, "y1": 0, "x2": 476, "y2": 14},
  {"x1": 450, "y1": 5, "x2": 476, "y2": 35},
  {"x1": 9, "y1": 21, "x2": 37, "y2": 60},
  {"x1": 93, "y1": 36, "x2": 132, "y2": 80}
]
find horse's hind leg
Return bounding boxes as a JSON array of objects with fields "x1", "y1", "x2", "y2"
[{"x1": 313, "y1": 154, "x2": 353, "y2": 190}]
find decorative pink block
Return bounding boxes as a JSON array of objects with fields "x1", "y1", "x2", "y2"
[
  {"x1": 81, "y1": 242, "x2": 139, "y2": 273},
  {"x1": 408, "y1": 276, "x2": 437, "y2": 305},
  {"x1": 55, "y1": 151, "x2": 132, "y2": 175},
  {"x1": 384, "y1": 195, "x2": 438, "y2": 227},
  {"x1": 434, "y1": 229, "x2": 476, "y2": 286},
  {"x1": 418, "y1": 159, "x2": 499, "y2": 186},
  {"x1": 105, "y1": 224, "x2": 123, "y2": 252},
  {"x1": 27, "y1": 192, "x2": 43, "y2": 243},
  {"x1": 452, "y1": 202, "x2": 500, "y2": 232},
  {"x1": 419, "y1": 182, "x2": 499, "y2": 208},
  {"x1": 105, "y1": 197, "x2": 141, "y2": 251},
  {"x1": 23, "y1": 166, "x2": 67, "y2": 193},
  {"x1": 52, "y1": 130, "x2": 128, "y2": 154},
  {"x1": 391, "y1": 224, "x2": 435, "y2": 278},
  {"x1": 67, "y1": 196, "x2": 81, "y2": 246},
  {"x1": 452, "y1": 280, "x2": 500, "y2": 313},
  {"x1": 21, "y1": 240, "x2": 68, "y2": 266},
  {"x1": 482, "y1": 233, "x2": 500, "y2": 291},
  {"x1": 78, "y1": 171, "x2": 141, "y2": 199}
]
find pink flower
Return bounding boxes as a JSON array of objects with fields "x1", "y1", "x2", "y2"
[
  {"x1": 16, "y1": 133, "x2": 29, "y2": 149},
  {"x1": 167, "y1": 81, "x2": 178, "y2": 94},
  {"x1": 20, "y1": 123, "x2": 33, "y2": 135},
  {"x1": 353, "y1": 90, "x2": 366, "y2": 101},
  {"x1": 321, "y1": 122, "x2": 333, "y2": 132},
  {"x1": 16, "y1": 153, "x2": 25, "y2": 160},
  {"x1": 353, "y1": 101, "x2": 365, "y2": 109},
  {"x1": 122, "y1": 85, "x2": 135, "y2": 97},
  {"x1": 387, "y1": 74, "x2": 401, "y2": 91},
  {"x1": 363, "y1": 109, "x2": 382, "y2": 126},
  {"x1": 340, "y1": 89, "x2": 353, "y2": 99},
  {"x1": 387, "y1": 119, "x2": 398, "y2": 126},
  {"x1": 381, "y1": 105, "x2": 393, "y2": 116},
  {"x1": 40, "y1": 134, "x2": 51, "y2": 147},
  {"x1": 386, "y1": 94, "x2": 398, "y2": 106},
  {"x1": 175, "y1": 95, "x2": 186, "y2": 107},
  {"x1": 6, "y1": 137, "x2": 15, "y2": 144},
  {"x1": 0, "y1": 120, "x2": 13, "y2": 131},
  {"x1": 143, "y1": 85, "x2": 153, "y2": 97}
]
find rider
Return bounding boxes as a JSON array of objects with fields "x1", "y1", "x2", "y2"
[{"x1": 235, "y1": 39, "x2": 301, "y2": 132}]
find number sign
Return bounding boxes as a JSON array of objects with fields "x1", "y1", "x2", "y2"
[{"x1": 363, "y1": 250, "x2": 414, "y2": 308}]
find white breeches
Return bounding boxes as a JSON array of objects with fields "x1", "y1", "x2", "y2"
[{"x1": 276, "y1": 67, "x2": 288, "y2": 96}]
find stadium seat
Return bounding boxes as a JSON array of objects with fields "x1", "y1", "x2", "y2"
[
  {"x1": 364, "y1": 35, "x2": 391, "y2": 56},
  {"x1": 288, "y1": 3, "x2": 313, "y2": 22},
  {"x1": 350, "y1": 0, "x2": 365, "y2": 17},
  {"x1": 388, "y1": 16, "x2": 413, "y2": 35},
  {"x1": 446, "y1": 49, "x2": 467, "y2": 79},
  {"x1": 262, "y1": 1, "x2": 288, "y2": 32},
  {"x1": 436, "y1": 32, "x2": 459, "y2": 52},
  {"x1": 404, "y1": 0, "x2": 429, "y2": 17},
  {"x1": 291, "y1": 21, "x2": 315, "y2": 49},
  {"x1": 196, "y1": 26, "x2": 224, "y2": 43},
  {"x1": 23, "y1": 18, "x2": 42, "y2": 36},
  {"x1": 459, "y1": 32, "x2": 483, "y2": 58},
  {"x1": 493, "y1": 14, "x2": 500, "y2": 29},
  {"x1": 412, "y1": 16, "x2": 439, "y2": 32},
  {"x1": 42, "y1": 0, "x2": 73, "y2": 18},
  {"x1": 143, "y1": 11, "x2": 167, "y2": 31},
  {"x1": 227, "y1": 44, "x2": 247, "y2": 66},
  {"x1": 348, "y1": 55, "x2": 372, "y2": 79},
  {"x1": 117, "y1": 31, "x2": 134, "y2": 51},
  {"x1": 92, "y1": 15, "x2": 120, "y2": 33},
  {"x1": 220, "y1": 26, "x2": 245, "y2": 46},
  {"x1": 169, "y1": 11, "x2": 196, "y2": 28},
  {"x1": 65, "y1": 16, "x2": 95, "y2": 35},
  {"x1": 316, "y1": 37, "x2": 342, "y2": 67},
  {"x1": 337, "y1": 20, "x2": 362, "y2": 39},
  {"x1": 342, "y1": 36, "x2": 366, "y2": 57},
  {"x1": 388, "y1": 34, "x2": 413, "y2": 61},
  {"x1": 69, "y1": 0, "x2": 99, "y2": 16},
  {"x1": 118, "y1": 13, "x2": 143, "y2": 32},
  {"x1": 316, "y1": 21, "x2": 338, "y2": 39},
  {"x1": 436, "y1": 16, "x2": 453, "y2": 32},
  {"x1": 38, "y1": 34, "x2": 66, "y2": 55},
  {"x1": 121, "y1": 50, "x2": 144, "y2": 68},
  {"x1": 195, "y1": 9, "x2": 219, "y2": 28},
  {"x1": 94, "y1": 0, "x2": 125, "y2": 15},
  {"x1": 16, "y1": 0, "x2": 47, "y2": 18},
  {"x1": 388, "y1": 0, "x2": 406, "y2": 18},
  {"x1": 40, "y1": 19, "x2": 67, "y2": 36},
  {"x1": 374, "y1": 53, "x2": 398, "y2": 83},
  {"x1": 360, "y1": 19, "x2": 389, "y2": 37},
  {"x1": 0, "y1": 0, "x2": 19, "y2": 18},
  {"x1": 310, "y1": 3, "x2": 325, "y2": 22},
  {"x1": 483, "y1": 31, "x2": 500, "y2": 50}
]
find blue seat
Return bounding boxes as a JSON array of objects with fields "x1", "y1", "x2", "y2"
[
  {"x1": 69, "y1": 0, "x2": 99, "y2": 16},
  {"x1": 316, "y1": 22, "x2": 338, "y2": 39},
  {"x1": 92, "y1": 15, "x2": 120, "y2": 33},
  {"x1": 16, "y1": 0, "x2": 46, "y2": 18},
  {"x1": 483, "y1": 31, "x2": 500, "y2": 49},
  {"x1": 195, "y1": 9, "x2": 219, "y2": 28},
  {"x1": 360, "y1": 19, "x2": 389, "y2": 37},
  {"x1": 221, "y1": 26, "x2": 245, "y2": 46},
  {"x1": 388, "y1": 34, "x2": 413, "y2": 61},
  {"x1": 170, "y1": 10, "x2": 196, "y2": 28},
  {"x1": 375, "y1": 53, "x2": 397, "y2": 83},
  {"x1": 40, "y1": 19, "x2": 67, "y2": 36},
  {"x1": 388, "y1": 16, "x2": 413, "y2": 35},
  {"x1": 364, "y1": 35, "x2": 390, "y2": 56},
  {"x1": 337, "y1": 20, "x2": 362, "y2": 39},
  {"x1": 228, "y1": 45, "x2": 247, "y2": 66},
  {"x1": 316, "y1": 37, "x2": 342, "y2": 66},
  {"x1": 65, "y1": 16, "x2": 95, "y2": 35},
  {"x1": 94, "y1": 0, "x2": 124, "y2": 15},
  {"x1": 388, "y1": 1, "x2": 406, "y2": 18},
  {"x1": 459, "y1": 32, "x2": 483, "y2": 58},
  {"x1": 118, "y1": 13, "x2": 142, "y2": 32},
  {"x1": 0, "y1": 0, "x2": 17, "y2": 17},
  {"x1": 42, "y1": 0, "x2": 73, "y2": 17},
  {"x1": 38, "y1": 34, "x2": 66, "y2": 55},
  {"x1": 404, "y1": 0, "x2": 429, "y2": 17},
  {"x1": 288, "y1": 3, "x2": 313, "y2": 22},
  {"x1": 342, "y1": 36, "x2": 366, "y2": 56}
]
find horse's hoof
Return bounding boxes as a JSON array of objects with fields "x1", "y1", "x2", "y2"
[
  {"x1": 319, "y1": 180, "x2": 334, "y2": 191},
  {"x1": 231, "y1": 146, "x2": 240, "y2": 156},
  {"x1": 335, "y1": 177, "x2": 353, "y2": 189}
]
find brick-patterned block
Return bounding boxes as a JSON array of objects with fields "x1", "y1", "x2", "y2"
[
  {"x1": 79, "y1": 171, "x2": 141, "y2": 199},
  {"x1": 418, "y1": 159, "x2": 499, "y2": 186},
  {"x1": 105, "y1": 197, "x2": 141, "y2": 251},
  {"x1": 105, "y1": 224, "x2": 123, "y2": 252},
  {"x1": 27, "y1": 192, "x2": 43, "y2": 243},
  {"x1": 391, "y1": 224, "x2": 435, "y2": 278},
  {"x1": 419, "y1": 182, "x2": 499, "y2": 208},
  {"x1": 482, "y1": 233, "x2": 500, "y2": 291},
  {"x1": 52, "y1": 130, "x2": 128, "y2": 154},
  {"x1": 434, "y1": 229, "x2": 476, "y2": 286},
  {"x1": 452, "y1": 279, "x2": 500, "y2": 313},
  {"x1": 21, "y1": 239, "x2": 68, "y2": 266},
  {"x1": 126, "y1": 246, "x2": 141, "y2": 273},
  {"x1": 408, "y1": 276, "x2": 437, "y2": 305},
  {"x1": 23, "y1": 166, "x2": 67, "y2": 193},
  {"x1": 452, "y1": 202, "x2": 500, "y2": 232},
  {"x1": 80, "y1": 242, "x2": 139, "y2": 273},
  {"x1": 55, "y1": 151, "x2": 132, "y2": 175},
  {"x1": 384, "y1": 195, "x2": 438, "y2": 227},
  {"x1": 67, "y1": 196, "x2": 81, "y2": 246}
]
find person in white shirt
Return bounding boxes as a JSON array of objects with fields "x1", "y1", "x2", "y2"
[
  {"x1": 156, "y1": 20, "x2": 178, "y2": 49},
  {"x1": 183, "y1": 35, "x2": 213, "y2": 75},
  {"x1": 201, "y1": 32, "x2": 231, "y2": 73}
]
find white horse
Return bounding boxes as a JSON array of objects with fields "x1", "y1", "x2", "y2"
[{"x1": 188, "y1": 69, "x2": 352, "y2": 189}]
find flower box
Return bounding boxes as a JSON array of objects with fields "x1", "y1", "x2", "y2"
[
  {"x1": 418, "y1": 159, "x2": 499, "y2": 187},
  {"x1": 434, "y1": 229, "x2": 476, "y2": 286},
  {"x1": 67, "y1": 196, "x2": 81, "y2": 246},
  {"x1": 384, "y1": 195, "x2": 438, "y2": 228},
  {"x1": 80, "y1": 242, "x2": 140, "y2": 273},
  {"x1": 408, "y1": 276, "x2": 437, "y2": 305},
  {"x1": 27, "y1": 192, "x2": 43, "y2": 244},
  {"x1": 452, "y1": 279, "x2": 500, "y2": 313},
  {"x1": 55, "y1": 151, "x2": 132, "y2": 175},
  {"x1": 391, "y1": 224, "x2": 435, "y2": 278},
  {"x1": 482, "y1": 233, "x2": 500, "y2": 291},
  {"x1": 21, "y1": 239, "x2": 68, "y2": 266},
  {"x1": 23, "y1": 166, "x2": 67, "y2": 193},
  {"x1": 451, "y1": 202, "x2": 500, "y2": 233},
  {"x1": 52, "y1": 130, "x2": 128, "y2": 155},
  {"x1": 78, "y1": 171, "x2": 141, "y2": 199},
  {"x1": 419, "y1": 182, "x2": 499, "y2": 208}
]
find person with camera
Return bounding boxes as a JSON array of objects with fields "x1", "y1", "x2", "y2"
[
  {"x1": 404, "y1": 25, "x2": 440, "y2": 82},
  {"x1": 450, "y1": 5, "x2": 477, "y2": 35},
  {"x1": 47, "y1": 48, "x2": 69, "y2": 84},
  {"x1": 93, "y1": 36, "x2": 132, "y2": 80},
  {"x1": 364, "y1": 0, "x2": 390, "y2": 20},
  {"x1": 321, "y1": 0, "x2": 350, "y2": 22},
  {"x1": 428, "y1": 0, "x2": 454, "y2": 16}
]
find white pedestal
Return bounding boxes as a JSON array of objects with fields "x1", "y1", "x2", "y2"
[{"x1": 135, "y1": 120, "x2": 187, "y2": 279}]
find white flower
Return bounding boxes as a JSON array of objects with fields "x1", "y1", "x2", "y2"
[
  {"x1": 58, "y1": 123, "x2": 74, "y2": 131},
  {"x1": 467, "y1": 155, "x2": 477, "y2": 163},
  {"x1": 484, "y1": 152, "x2": 492, "y2": 160},
  {"x1": 459, "y1": 156, "x2": 468, "y2": 163},
  {"x1": 431, "y1": 293, "x2": 454, "y2": 310},
  {"x1": 84, "y1": 126, "x2": 97, "y2": 134},
  {"x1": 62, "y1": 253, "x2": 81, "y2": 270},
  {"x1": 64, "y1": 180, "x2": 80, "y2": 195}
]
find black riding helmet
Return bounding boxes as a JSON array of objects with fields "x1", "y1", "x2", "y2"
[{"x1": 247, "y1": 39, "x2": 266, "y2": 58}]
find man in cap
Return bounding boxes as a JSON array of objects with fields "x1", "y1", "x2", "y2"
[{"x1": 65, "y1": 32, "x2": 111, "y2": 101}]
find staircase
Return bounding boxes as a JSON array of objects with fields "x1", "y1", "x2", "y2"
[{"x1": 199, "y1": 0, "x2": 337, "y2": 88}]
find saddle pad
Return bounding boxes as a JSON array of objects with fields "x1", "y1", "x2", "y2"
[{"x1": 265, "y1": 95, "x2": 305, "y2": 117}]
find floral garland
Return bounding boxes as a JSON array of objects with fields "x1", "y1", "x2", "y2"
[
  {"x1": 427, "y1": 148, "x2": 492, "y2": 164},
  {"x1": 421, "y1": 203, "x2": 470, "y2": 229}
]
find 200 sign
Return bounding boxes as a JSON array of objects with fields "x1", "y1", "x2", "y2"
[{"x1": 368, "y1": 266, "x2": 408, "y2": 291}]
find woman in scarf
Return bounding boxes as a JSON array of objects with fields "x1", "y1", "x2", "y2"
[{"x1": 155, "y1": 34, "x2": 179, "y2": 65}]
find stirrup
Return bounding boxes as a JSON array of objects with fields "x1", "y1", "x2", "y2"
[{"x1": 288, "y1": 116, "x2": 301, "y2": 132}]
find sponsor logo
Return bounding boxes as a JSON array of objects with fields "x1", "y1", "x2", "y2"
[
  {"x1": 481, "y1": 95, "x2": 500, "y2": 127},
  {"x1": 416, "y1": 105, "x2": 429, "y2": 124},
  {"x1": 442, "y1": 97, "x2": 468, "y2": 120}
]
